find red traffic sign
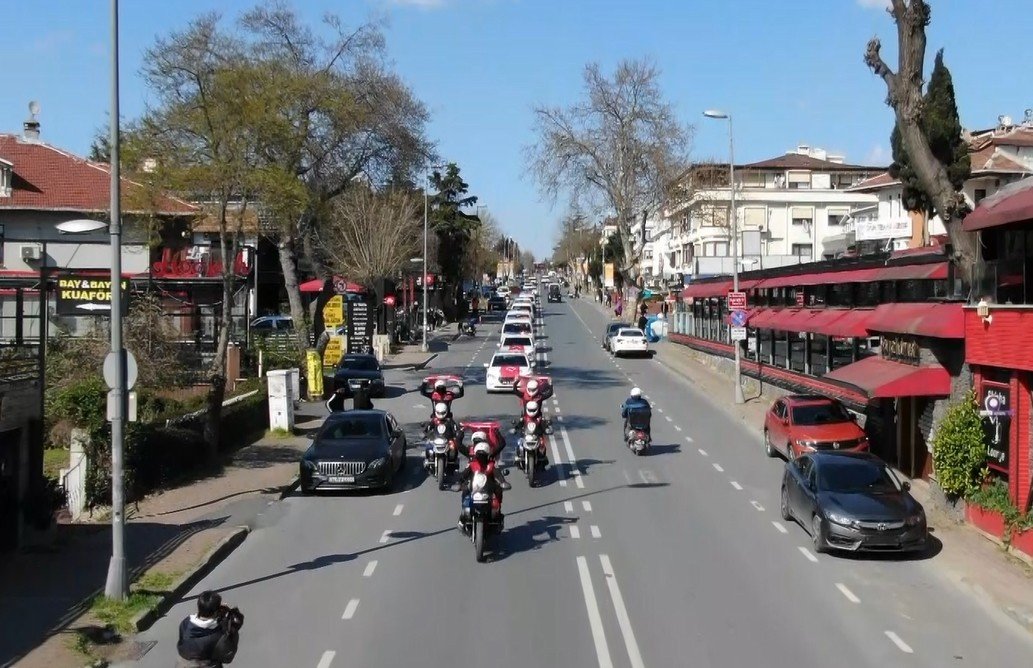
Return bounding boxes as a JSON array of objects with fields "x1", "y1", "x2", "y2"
[
  {"x1": 383, "y1": 295, "x2": 396, "y2": 307},
  {"x1": 727, "y1": 291, "x2": 747, "y2": 310}
]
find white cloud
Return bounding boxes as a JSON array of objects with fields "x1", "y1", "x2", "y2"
[
  {"x1": 865, "y1": 144, "x2": 890, "y2": 165},
  {"x1": 857, "y1": 0, "x2": 891, "y2": 9}
]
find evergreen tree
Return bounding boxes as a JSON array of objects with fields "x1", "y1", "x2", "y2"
[
  {"x1": 429, "y1": 163, "x2": 480, "y2": 318},
  {"x1": 889, "y1": 49, "x2": 971, "y2": 214}
]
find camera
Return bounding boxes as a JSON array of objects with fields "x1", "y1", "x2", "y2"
[{"x1": 217, "y1": 605, "x2": 245, "y2": 634}]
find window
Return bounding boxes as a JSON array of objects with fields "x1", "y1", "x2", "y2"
[
  {"x1": 0, "y1": 164, "x2": 11, "y2": 197},
  {"x1": 791, "y1": 206, "x2": 813, "y2": 226},
  {"x1": 787, "y1": 171, "x2": 811, "y2": 189},
  {"x1": 975, "y1": 188, "x2": 987, "y2": 204},
  {"x1": 742, "y1": 171, "x2": 766, "y2": 188},
  {"x1": 0, "y1": 223, "x2": 4, "y2": 266},
  {"x1": 791, "y1": 244, "x2": 812, "y2": 258},
  {"x1": 827, "y1": 208, "x2": 849, "y2": 226},
  {"x1": 743, "y1": 207, "x2": 766, "y2": 228},
  {"x1": 714, "y1": 242, "x2": 729, "y2": 256}
]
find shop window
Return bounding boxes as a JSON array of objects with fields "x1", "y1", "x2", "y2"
[
  {"x1": 789, "y1": 332, "x2": 807, "y2": 372},
  {"x1": 856, "y1": 281, "x2": 880, "y2": 307},
  {"x1": 791, "y1": 244, "x2": 812, "y2": 258},
  {"x1": 897, "y1": 279, "x2": 934, "y2": 302},
  {"x1": 772, "y1": 331, "x2": 789, "y2": 368},
  {"x1": 809, "y1": 334, "x2": 829, "y2": 376},
  {"x1": 828, "y1": 282, "x2": 853, "y2": 307},
  {"x1": 829, "y1": 337, "x2": 855, "y2": 370},
  {"x1": 879, "y1": 280, "x2": 896, "y2": 303},
  {"x1": 758, "y1": 329, "x2": 773, "y2": 362}
]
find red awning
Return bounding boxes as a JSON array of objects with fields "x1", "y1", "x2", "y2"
[
  {"x1": 866, "y1": 302, "x2": 964, "y2": 339},
  {"x1": 748, "y1": 308, "x2": 790, "y2": 329},
  {"x1": 823, "y1": 356, "x2": 950, "y2": 398},
  {"x1": 747, "y1": 308, "x2": 874, "y2": 337},
  {"x1": 682, "y1": 281, "x2": 731, "y2": 298},
  {"x1": 299, "y1": 278, "x2": 367, "y2": 294},
  {"x1": 752, "y1": 262, "x2": 948, "y2": 289},
  {"x1": 963, "y1": 179, "x2": 1033, "y2": 231}
]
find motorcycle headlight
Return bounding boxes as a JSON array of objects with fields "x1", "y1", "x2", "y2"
[
  {"x1": 826, "y1": 512, "x2": 857, "y2": 528},
  {"x1": 472, "y1": 472, "x2": 488, "y2": 493}
]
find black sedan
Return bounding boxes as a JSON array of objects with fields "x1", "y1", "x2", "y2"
[
  {"x1": 300, "y1": 411, "x2": 407, "y2": 493},
  {"x1": 487, "y1": 295, "x2": 507, "y2": 311},
  {"x1": 332, "y1": 353, "x2": 386, "y2": 397},
  {"x1": 780, "y1": 451, "x2": 927, "y2": 554},
  {"x1": 601, "y1": 322, "x2": 623, "y2": 351}
]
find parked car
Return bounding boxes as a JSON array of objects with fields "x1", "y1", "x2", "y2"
[
  {"x1": 332, "y1": 353, "x2": 386, "y2": 397},
  {"x1": 251, "y1": 315, "x2": 293, "y2": 331},
  {"x1": 601, "y1": 322, "x2": 624, "y2": 351},
  {"x1": 484, "y1": 352, "x2": 534, "y2": 392},
  {"x1": 610, "y1": 327, "x2": 649, "y2": 357},
  {"x1": 764, "y1": 395, "x2": 868, "y2": 460},
  {"x1": 780, "y1": 451, "x2": 927, "y2": 554},
  {"x1": 299, "y1": 410, "x2": 406, "y2": 493}
]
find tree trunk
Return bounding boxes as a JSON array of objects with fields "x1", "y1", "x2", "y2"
[
  {"x1": 203, "y1": 240, "x2": 233, "y2": 459},
  {"x1": 278, "y1": 235, "x2": 309, "y2": 355}
]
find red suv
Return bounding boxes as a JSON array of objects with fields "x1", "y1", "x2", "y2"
[{"x1": 764, "y1": 395, "x2": 868, "y2": 460}]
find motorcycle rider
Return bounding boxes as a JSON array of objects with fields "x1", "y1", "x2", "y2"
[
  {"x1": 456, "y1": 436, "x2": 511, "y2": 531},
  {"x1": 620, "y1": 387, "x2": 652, "y2": 439},
  {"x1": 515, "y1": 401, "x2": 550, "y2": 467}
]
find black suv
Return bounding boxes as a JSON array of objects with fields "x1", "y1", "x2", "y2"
[{"x1": 547, "y1": 284, "x2": 562, "y2": 303}]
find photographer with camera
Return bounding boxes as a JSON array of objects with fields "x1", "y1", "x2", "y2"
[{"x1": 176, "y1": 590, "x2": 243, "y2": 667}]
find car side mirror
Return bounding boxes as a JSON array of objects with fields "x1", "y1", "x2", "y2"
[
  {"x1": 483, "y1": 363, "x2": 489, "y2": 369},
  {"x1": 306, "y1": 432, "x2": 316, "y2": 440},
  {"x1": 901, "y1": 480, "x2": 911, "y2": 492}
]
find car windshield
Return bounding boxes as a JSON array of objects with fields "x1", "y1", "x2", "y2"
[
  {"x1": 818, "y1": 459, "x2": 901, "y2": 494},
  {"x1": 503, "y1": 337, "x2": 533, "y2": 347},
  {"x1": 340, "y1": 357, "x2": 379, "y2": 371},
  {"x1": 607, "y1": 324, "x2": 623, "y2": 334},
  {"x1": 619, "y1": 329, "x2": 643, "y2": 337},
  {"x1": 492, "y1": 355, "x2": 528, "y2": 367},
  {"x1": 319, "y1": 414, "x2": 386, "y2": 440},
  {"x1": 504, "y1": 324, "x2": 531, "y2": 333},
  {"x1": 792, "y1": 402, "x2": 851, "y2": 425}
]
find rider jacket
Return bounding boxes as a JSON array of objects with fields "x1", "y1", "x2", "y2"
[
  {"x1": 621, "y1": 396, "x2": 652, "y2": 434},
  {"x1": 457, "y1": 461, "x2": 509, "y2": 497}
]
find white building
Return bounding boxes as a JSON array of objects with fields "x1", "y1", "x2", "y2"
[{"x1": 664, "y1": 145, "x2": 883, "y2": 277}]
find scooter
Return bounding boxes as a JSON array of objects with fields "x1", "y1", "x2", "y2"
[
  {"x1": 460, "y1": 317, "x2": 477, "y2": 336},
  {"x1": 623, "y1": 406, "x2": 652, "y2": 456}
]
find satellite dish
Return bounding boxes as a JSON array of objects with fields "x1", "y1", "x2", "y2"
[{"x1": 28, "y1": 100, "x2": 40, "y2": 117}]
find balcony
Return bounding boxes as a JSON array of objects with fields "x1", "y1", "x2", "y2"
[{"x1": 151, "y1": 246, "x2": 251, "y2": 279}]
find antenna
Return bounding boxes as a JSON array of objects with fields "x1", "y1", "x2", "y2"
[{"x1": 28, "y1": 100, "x2": 40, "y2": 118}]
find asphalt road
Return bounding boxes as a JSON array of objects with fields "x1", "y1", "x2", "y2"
[{"x1": 134, "y1": 294, "x2": 1033, "y2": 668}]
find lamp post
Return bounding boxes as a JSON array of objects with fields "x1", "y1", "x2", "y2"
[
  {"x1": 421, "y1": 164, "x2": 446, "y2": 352},
  {"x1": 704, "y1": 109, "x2": 745, "y2": 405}
]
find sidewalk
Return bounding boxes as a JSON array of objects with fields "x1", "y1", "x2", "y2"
[
  {"x1": 1, "y1": 402, "x2": 326, "y2": 668},
  {"x1": 655, "y1": 338, "x2": 1033, "y2": 635},
  {"x1": 380, "y1": 325, "x2": 455, "y2": 370}
]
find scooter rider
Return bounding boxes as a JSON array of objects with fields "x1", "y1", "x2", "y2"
[
  {"x1": 621, "y1": 387, "x2": 652, "y2": 438},
  {"x1": 455, "y1": 436, "x2": 511, "y2": 530}
]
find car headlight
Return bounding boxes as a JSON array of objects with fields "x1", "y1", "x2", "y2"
[
  {"x1": 367, "y1": 456, "x2": 388, "y2": 471},
  {"x1": 795, "y1": 439, "x2": 817, "y2": 450},
  {"x1": 905, "y1": 512, "x2": 925, "y2": 527},
  {"x1": 826, "y1": 512, "x2": 857, "y2": 527}
]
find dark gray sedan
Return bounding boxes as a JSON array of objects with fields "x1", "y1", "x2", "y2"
[
  {"x1": 780, "y1": 451, "x2": 927, "y2": 554},
  {"x1": 300, "y1": 411, "x2": 406, "y2": 493}
]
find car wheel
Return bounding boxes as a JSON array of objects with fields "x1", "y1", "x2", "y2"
[
  {"x1": 780, "y1": 485, "x2": 792, "y2": 521},
  {"x1": 764, "y1": 430, "x2": 776, "y2": 458},
  {"x1": 811, "y1": 515, "x2": 828, "y2": 554}
]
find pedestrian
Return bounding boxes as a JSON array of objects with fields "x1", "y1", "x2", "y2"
[
  {"x1": 176, "y1": 590, "x2": 243, "y2": 668},
  {"x1": 660, "y1": 299, "x2": 670, "y2": 317},
  {"x1": 637, "y1": 313, "x2": 648, "y2": 332},
  {"x1": 353, "y1": 380, "x2": 374, "y2": 410}
]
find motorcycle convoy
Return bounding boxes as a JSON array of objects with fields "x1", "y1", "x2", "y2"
[{"x1": 325, "y1": 284, "x2": 650, "y2": 562}]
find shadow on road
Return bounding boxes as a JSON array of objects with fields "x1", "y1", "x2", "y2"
[
  {"x1": 548, "y1": 366, "x2": 626, "y2": 390},
  {"x1": 648, "y1": 443, "x2": 681, "y2": 456},
  {"x1": 491, "y1": 515, "x2": 577, "y2": 561}
]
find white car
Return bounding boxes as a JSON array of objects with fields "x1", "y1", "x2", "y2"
[
  {"x1": 500, "y1": 321, "x2": 535, "y2": 344},
  {"x1": 484, "y1": 352, "x2": 534, "y2": 392},
  {"x1": 508, "y1": 305, "x2": 535, "y2": 319},
  {"x1": 610, "y1": 327, "x2": 650, "y2": 357},
  {"x1": 496, "y1": 285, "x2": 512, "y2": 299},
  {"x1": 498, "y1": 334, "x2": 536, "y2": 356}
]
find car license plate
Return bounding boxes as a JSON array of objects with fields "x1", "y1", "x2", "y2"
[{"x1": 328, "y1": 475, "x2": 354, "y2": 484}]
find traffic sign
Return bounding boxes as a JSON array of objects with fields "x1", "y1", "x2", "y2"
[
  {"x1": 727, "y1": 291, "x2": 747, "y2": 310},
  {"x1": 730, "y1": 309, "x2": 748, "y2": 327},
  {"x1": 103, "y1": 350, "x2": 138, "y2": 390},
  {"x1": 731, "y1": 326, "x2": 748, "y2": 341},
  {"x1": 323, "y1": 295, "x2": 345, "y2": 329}
]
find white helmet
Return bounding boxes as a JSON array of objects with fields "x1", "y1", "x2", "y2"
[
  {"x1": 526, "y1": 400, "x2": 539, "y2": 415},
  {"x1": 630, "y1": 387, "x2": 642, "y2": 398},
  {"x1": 434, "y1": 402, "x2": 448, "y2": 418},
  {"x1": 434, "y1": 378, "x2": 446, "y2": 391},
  {"x1": 471, "y1": 430, "x2": 488, "y2": 444},
  {"x1": 527, "y1": 379, "x2": 539, "y2": 394},
  {"x1": 473, "y1": 440, "x2": 491, "y2": 460}
]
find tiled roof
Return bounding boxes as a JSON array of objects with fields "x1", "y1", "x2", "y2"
[
  {"x1": 968, "y1": 144, "x2": 1031, "y2": 175},
  {"x1": 740, "y1": 153, "x2": 882, "y2": 172},
  {"x1": 846, "y1": 172, "x2": 900, "y2": 191},
  {"x1": 0, "y1": 133, "x2": 196, "y2": 215}
]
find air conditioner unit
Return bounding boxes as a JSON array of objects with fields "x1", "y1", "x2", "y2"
[{"x1": 20, "y1": 244, "x2": 41, "y2": 261}]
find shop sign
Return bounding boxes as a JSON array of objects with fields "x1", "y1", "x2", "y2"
[
  {"x1": 795, "y1": 290, "x2": 805, "y2": 307},
  {"x1": 727, "y1": 291, "x2": 747, "y2": 310},
  {"x1": 56, "y1": 275, "x2": 128, "y2": 316},
  {"x1": 346, "y1": 300, "x2": 375, "y2": 354},
  {"x1": 322, "y1": 295, "x2": 345, "y2": 329},
  {"x1": 979, "y1": 384, "x2": 1011, "y2": 471},
  {"x1": 323, "y1": 335, "x2": 345, "y2": 366},
  {"x1": 881, "y1": 335, "x2": 920, "y2": 366},
  {"x1": 855, "y1": 216, "x2": 912, "y2": 241}
]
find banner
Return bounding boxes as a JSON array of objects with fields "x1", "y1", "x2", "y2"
[{"x1": 55, "y1": 275, "x2": 128, "y2": 316}]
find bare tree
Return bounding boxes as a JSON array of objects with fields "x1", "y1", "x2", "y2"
[
  {"x1": 318, "y1": 188, "x2": 421, "y2": 295},
  {"x1": 528, "y1": 59, "x2": 692, "y2": 287},
  {"x1": 864, "y1": 0, "x2": 977, "y2": 285},
  {"x1": 465, "y1": 210, "x2": 502, "y2": 282}
]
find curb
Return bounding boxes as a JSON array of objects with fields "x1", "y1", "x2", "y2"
[
  {"x1": 280, "y1": 475, "x2": 301, "y2": 499},
  {"x1": 132, "y1": 526, "x2": 250, "y2": 633}
]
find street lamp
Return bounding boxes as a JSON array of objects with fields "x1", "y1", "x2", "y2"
[
  {"x1": 704, "y1": 109, "x2": 745, "y2": 405},
  {"x1": 421, "y1": 164, "x2": 446, "y2": 352}
]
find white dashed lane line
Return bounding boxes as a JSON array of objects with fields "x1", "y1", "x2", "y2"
[
  {"x1": 798, "y1": 546, "x2": 819, "y2": 563},
  {"x1": 712, "y1": 463, "x2": 724, "y2": 472},
  {"x1": 664, "y1": 415, "x2": 672, "y2": 423},
  {"x1": 317, "y1": 650, "x2": 335, "y2": 668},
  {"x1": 835, "y1": 583, "x2": 861, "y2": 604},
  {"x1": 379, "y1": 530, "x2": 392, "y2": 544},
  {"x1": 885, "y1": 631, "x2": 914, "y2": 654},
  {"x1": 570, "y1": 525, "x2": 582, "y2": 539},
  {"x1": 393, "y1": 504, "x2": 404, "y2": 516},
  {"x1": 363, "y1": 561, "x2": 377, "y2": 577},
  {"x1": 730, "y1": 481, "x2": 743, "y2": 491},
  {"x1": 698, "y1": 448, "x2": 708, "y2": 457},
  {"x1": 772, "y1": 521, "x2": 788, "y2": 534},
  {"x1": 750, "y1": 500, "x2": 765, "y2": 512},
  {"x1": 590, "y1": 525, "x2": 602, "y2": 539},
  {"x1": 564, "y1": 501, "x2": 574, "y2": 513},
  {"x1": 674, "y1": 425, "x2": 682, "y2": 432},
  {"x1": 342, "y1": 599, "x2": 360, "y2": 620},
  {"x1": 582, "y1": 501, "x2": 592, "y2": 512}
]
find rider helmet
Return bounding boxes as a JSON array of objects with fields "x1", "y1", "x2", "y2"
[
  {"x1": 526, "y1": 400, "x2": 539, "y2": 416},
  {"x1": 472, "y1": 440, "x2": 491, "y2": 464},
  {"x1": 630, "y1": 387, "x2": 642, "y2": 398},
  {"x1": 434, "y1": 378, "x2": 447, "y2": 392},
  {"x1": 471, "y1": 430, "x2": 488, "y2": 444},
  {"x1": 434, "y1": 402, "x2": 448, "y2": 418},
  {"x1": 527, "y1": 379, "x2": 539, "y2": 394}
]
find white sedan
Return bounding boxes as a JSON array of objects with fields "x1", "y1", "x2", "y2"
[
  {"x1": 498, "y1": 334, "x2": 536, "y2": 356},
  {"x1": 610, "y1": 327, "x2": 650, "y2": 357},
  {"x1": 484, "y1": 352, "x2": 534, "y2": 392}
]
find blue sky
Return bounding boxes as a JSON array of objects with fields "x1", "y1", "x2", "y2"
[{"x1": 3, "y1": 0, "x2": 1032, "y2": 257}]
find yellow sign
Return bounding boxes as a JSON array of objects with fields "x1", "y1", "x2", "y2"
[
  {"x1": 305, "y1": 349, "x2": 323, "y2": 400},
  {"x1": 323, "y1": 295, "x2": 345, "y2": 329},
  {"x1": 604, "y1": 263, "x2": 615, "y2": 289},
  {"x1": 323, "y1": 335, "x2": 346, "y2": 367}
]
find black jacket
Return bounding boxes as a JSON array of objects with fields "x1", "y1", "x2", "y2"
[
  {"x1": 177, "y1": 616, "x2": 239, "y2": 667},
  {"x1": 352, "y1": 387, "x2": 374, "y2": 410}
]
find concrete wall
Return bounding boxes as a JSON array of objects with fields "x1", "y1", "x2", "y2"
[{"x1": 0, "y1": 210, "x2": 150, "y2": 274}]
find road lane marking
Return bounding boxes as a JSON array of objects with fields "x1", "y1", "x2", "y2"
[
  {"x1": 772, "y1": 521, "x2": 788, "y2": 534},
  {"x1": 560, "y1": 427, "x2": 584, "y2": 489},
  {"x1": 730, "y1": 481, "x2": 743, "y2": 490},
  {"x1": 583, "y1": 501, "x2": 593, "y2": 512},
  {"x1": 751, "y1": 500, "x2": 765, "y2": 512},
  {"x1": 379, "y1": 530, "x2": 392, "y2": 544},
  {"x1": 885, "y1": 631, "x2": 913, "y2": 654},
  {"x1": 664, "y1": 415, "x2": 672, "y2": 423},
  {"x1": 576, "y1": 557, "x2": 614, "y2": 668},
  {"x1": 549, "y1": 436, "x2": 567, "y2": 488},
  {"x1": 342, "y1": 599, "x2": 360, "y2": 620},
  {"x1": 393, "y1": 504, "x2": 404, "y2": 516},
  {"x1": 317, "y1": 650, "x2": 335, "y2": 668},
  {"x1": 798, "y1": 546, "x2": 819, "y2": 563},
  {"x1": 698, "y1": 448, "x2": 708, "y2": 456},
  {"x1": 590, "y1": 525, "x2": 602, "y2": 538},
  {"x1": 684, "y1": 435, "x2": 694, "y2": 442},
  {"x1": 556, "y1": 415, "x2": 565, "y2": 422},
  {"x1": 363, "y1": 561, "x2": 377, "y2": 577},
  {"x1": 564, "y1": 501, "x2": 574, "y2": 513},
  {"x1": 571, "y1": 525, "x2": 581, "y2": 539},
  {"x1": 712, "y1": 463, "x2": 724, "y2": 472},
  {"x1": 639, "y1": 470, "x2": 658, "y2": 485},
  {"x1": 836, "y1": 583, "x2": 861, "y2": 603},
  {"x1": 554, "y1": 406, "x2": 562, "y2": 413},
  {"x1": 599, "y1": 555, "x2": 645, "y2": 668},
  {"x1": 674, "y1": 425, "x2": 682, "y2": 432},
  {"x1": 656, "y1": 407, "x2": 664, "y2": 414}
]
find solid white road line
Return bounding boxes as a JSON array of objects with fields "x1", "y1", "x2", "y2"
[
  {"x1": 772, "y1": 521, "x2": 788, "y2": 534},
  {"x1": 393, "y1": 504, "x2": 404, "y2": 516},
  {"x1": 698, "y1": 448, "x2": 708, "y2": 456},
  {"x1": 712, "y1": 463, "x2": 724, "y2": 472},
  {"x1": 599, "y1": 555, "x2": 645, "y2": 668},
  {"x1": 571, "y1": 525, "x2": 581, "y2": 539},
  {"x1": 835, "y1": 583, "x2": 861, "y2": 604},
  {"x1": 342, "y1": 599, "x2": 360, "y2": 620},
  {"x1": 730, "y1": 481, "x2": 743, "y2": 491},
  {"x1": 379, "y1": 530, "x2": 391, "y2": 544},
  {"x1": 750, "y1": 500, "x2": 765, "y2": 512},
  {"x1": 317, "y1": 650, "x2": 335, "y2": 668},
  {"x1": 363, "y1": 561, "x2": 377, "y2": 577},
  {"x1": 560, "y1": 427, "x2": 585, "y2": 489},
  {"x1": 576, "y1": 557, "x2": 614, "y2": 668},
  {"x1": 884, "y1": 631, "x2": 914, "y2": 654},
  {"x1": 590, "y1": 525, "x2": 602, "y2": 539},
  {"x1": 798, "y1": 546, "x2": 819, "y2": 563},
  {"x1": 583, "y1": 501, "x2": 593, "y2": 512},
  {"x1": 549, "y1": 436, "x2": 567, "y2": 488},
  {"x1": 564, "y1": 501, "x2": 574, "y2": 513}
]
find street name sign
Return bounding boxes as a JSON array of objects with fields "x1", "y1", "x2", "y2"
[{"x1": 727, "y1": 291, "x2": 747, "y2": 310}]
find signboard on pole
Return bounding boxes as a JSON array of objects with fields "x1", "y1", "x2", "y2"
[
  {"x1": 346, "y1": 300, "x2": 375, "y2": 354},
  {"x1": 56, "y1": 275, "x2": 128, "y2": 316},
  {"x1": 322, "y1": 295, "x2": 344, "y2": 330},
  {"x1": 727, "y1": 291, "x2": 747, "y2": 310},
  {"x1": 730, "y1": 310, "x2": 748, "y2": 327},
  {"x1": 731, "y1": 326, "x2": 748, "y2": 341},
  {"x1": 323, "y1": 335, "x2": 345, "y2": 366}
]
